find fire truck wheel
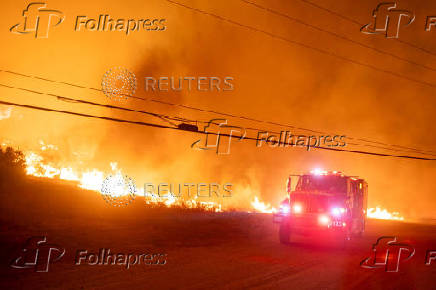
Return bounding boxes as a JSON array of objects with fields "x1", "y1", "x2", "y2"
[{"x1": 279, "y1": 221, "x2": 291, "y2": 244}]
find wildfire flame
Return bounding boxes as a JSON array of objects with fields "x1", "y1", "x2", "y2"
[
  {"x1": 4, "y1": 141, "x2": 406, "y2": 218},
  {"x1": 19, "y1": 140, "x2": 223, "y2": 212},
  {"x1": 251, "y1": 196, "x2": 277, "y2": 213},
  {"x1": 367, "y1": 207, "x2": 404, "y2": 221}
]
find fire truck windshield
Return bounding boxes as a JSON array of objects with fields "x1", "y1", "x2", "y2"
[{"x1": 297, "y1": 175, "x2": 347, "y2": 194}]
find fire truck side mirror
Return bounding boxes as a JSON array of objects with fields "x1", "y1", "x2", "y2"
[{"x1": 287, "y1": 176, "x2": 291, "y2": 193}]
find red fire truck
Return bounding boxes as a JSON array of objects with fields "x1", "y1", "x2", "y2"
[{"x1": 273, "y1": 170, "x2": 368, "y2": 244}]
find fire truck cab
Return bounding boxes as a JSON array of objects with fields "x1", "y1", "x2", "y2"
[{"x1": 273, "y1": 170, "x2": 368, "y2": 244}]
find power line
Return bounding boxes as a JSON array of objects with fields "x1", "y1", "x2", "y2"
[
  {"x1": 54, "y1": 95, "x2": 436, "y2": 156},
  {"x1": 50, "y1": 91, "x2": 436, "y2": 154},
  {"x1": 0, "y1": 99, "x2": 173, "y2": 130},
  {"x1": 241, "y1": 0, "x2": 436, "y2": 73},
  {"x1": 1, "y1": 68, "x2": 435, "y2": 156},
  {"x1": 295, "y1": 0, "x2": 436, "y2": 57},
  {"x1": 0, "y1": 82, "x2": 357, "y2": 147},
  {"x1": 5, "y1": 83, "x2": 436, "y2": 156},
  {"x1": 0, "y1": 98, "x2": 435, "y2": 161},
  {"x1": 165, "y1": 0, "x2": 436, "y2": 89},
  {"x1": 54, "y1": 95, "x2": 180, "y2": 127},
  {"x1": 163, "y1": 0, "x2": 436, "y2": 155},
  {"x1": 3, "y1": 81, "x2": 436, "y2": 157}
]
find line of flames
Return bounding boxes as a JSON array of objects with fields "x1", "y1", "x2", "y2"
[
  {"x1": 366, "y1": 207, "x2": 404, "y2": 221},
  {"x1": 21, "y1": 143, "x2": 222, "y2": 212},
  {"x1": 3, "y1": 141, "x2": 405, "y2": 220}
]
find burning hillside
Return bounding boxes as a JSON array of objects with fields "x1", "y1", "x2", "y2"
[{"x1": 0, "y1": 139, "x2": 406, "y2": 221}]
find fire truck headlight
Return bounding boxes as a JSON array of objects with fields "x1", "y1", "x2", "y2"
[
  {"x1": 292, "y1": 204, "x2": 303, "y2": 214},
  {"x1": 331, "y1": 207, "x2": 346, "y2": 217},
  {"x1": 318, "y1": 215, "x2": 330, "y2": 226},
  {"x1": 280, "y1": 204, "x2": 290, "y2": 214}
]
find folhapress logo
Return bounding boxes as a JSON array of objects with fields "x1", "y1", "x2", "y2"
[
  {"x1": 10, "y1": 236, "x2": 65, "y2": 272},
  {"x1": 360, "y1": 236, "x2": 415, "y2": 272},
  {"x1": 191, "y1": 119, "x2": 246, "y2": 155},
  {"x1": 10, "y1": 2, "x2": 64, "y2": 38},
  {"x1": 360, "y1": 2, "x2": 415, "y2": 38}
]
